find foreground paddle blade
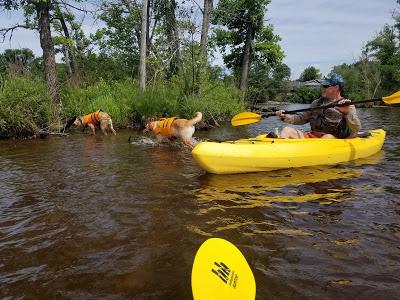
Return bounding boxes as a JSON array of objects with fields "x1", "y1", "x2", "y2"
[
  {"x1": 191, "y1": 238, "x2": 256, "y2": 300},
  {"x1": 231, "y1": 112, "x2": 262, "y2": 126},
  {"x1": 382, "y1": 91, "x2": 400, "y2": 105}
]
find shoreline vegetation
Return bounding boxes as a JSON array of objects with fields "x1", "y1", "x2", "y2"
[
  {"x1": 0, "y1": 73, "x2": 395, "y2": 140},
  {"x1": 0, "y1": 74, "x2": 247, "y2": 139}
]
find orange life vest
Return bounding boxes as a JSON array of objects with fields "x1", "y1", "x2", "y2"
[
  {"x1": 82, "y1": 110, "x2": 100, "y2": 127},
  {"x1": 154, "y1": 117, "x2": 176, "y2": 138}
]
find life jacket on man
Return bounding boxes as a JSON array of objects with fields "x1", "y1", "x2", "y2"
[
  {"x1": 82, "y1": 110, "x2": 101, "y2": 127},
  {"x1": 309, "y1": 98, "x2": 352, "y2": 138},
  {"x1": 154, "y1": 117, "x2": 177, "y2": 138}
]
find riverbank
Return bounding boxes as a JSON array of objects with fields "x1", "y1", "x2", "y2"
[{"x1": 0, "y1": 76, "x2": 246, "y2": 139}]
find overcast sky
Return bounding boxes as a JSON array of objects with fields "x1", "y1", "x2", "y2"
[
  {"x1": 0, "y1": 0, "x2": 397, "y2": 79},
  {"x1": 268, "y1": 0, "x2": 396, "y2": 79}
]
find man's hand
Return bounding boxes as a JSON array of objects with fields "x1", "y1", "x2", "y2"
[
  {"x1": 336, "y1": 99, "x2": 354, "y2": 113},
  {"x1": 275, "y1": 110, "x2": 286, "y2": 120}
]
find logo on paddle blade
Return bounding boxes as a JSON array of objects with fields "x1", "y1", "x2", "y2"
[{"x1": 211, "y1": 261, "x2": 238, "y2": 288}]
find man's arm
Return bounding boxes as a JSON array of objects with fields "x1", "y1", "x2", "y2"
[
  {"x1": 275, "y1": 99, "x2": 318, "y2": 125},
  {"x1": 336, "y1": 99, "x2": 361, "y2": 133},
  {"x1": 344, "y1": 106, "x2": 361, "y2": 133}
]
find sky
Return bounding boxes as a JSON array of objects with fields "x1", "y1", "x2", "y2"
[
  {"x1": 267, "y1": 0, "x2": 396, "y2": 79},
  {"x1": 0, "y1": 0, "x2": 397, "y2": 79}
]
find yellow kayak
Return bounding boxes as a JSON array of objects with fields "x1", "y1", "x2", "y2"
[{"x1": 192, "y1": 129, "x2": 386, "y2": 174}]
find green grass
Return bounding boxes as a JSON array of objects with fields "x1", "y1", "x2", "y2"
[
  {"x1": 132, "y1": 79, "x2": 245, "y2": 122},
  {"x1": 62, "y1": 79, "x2": 134, "y2": 127},
  {"x1": 0, "y1": 75, "x2": 51, "y2": 138}
]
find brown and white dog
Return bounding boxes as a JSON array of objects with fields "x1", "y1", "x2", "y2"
[
  {"x1": 71, "y1": 110, "x2": 116, "y2": 135},
  {"x1": 143, "y1": 112, "x2": 202, "y2": 147}
]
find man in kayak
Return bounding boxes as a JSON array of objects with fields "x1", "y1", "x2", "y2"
[{"x1": 275, "y1": 73, "x2": 361, "y2": 139}]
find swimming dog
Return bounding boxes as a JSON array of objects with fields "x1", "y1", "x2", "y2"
[
  {"x1": 143, "y1": 112, "x2": 202, "y2": 147},
  {"x1": 66, "y1": 110, "x2": 116, "y2": 135}
]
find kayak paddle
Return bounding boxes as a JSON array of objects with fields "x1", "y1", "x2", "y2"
[
  {"x1": 231, "y1": 90, "x2": 400, "y2": 126},
  {"x1": 191, "y1": 238, "x2": 256, "y2": 300}
]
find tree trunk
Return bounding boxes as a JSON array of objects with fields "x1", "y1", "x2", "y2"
[
  {"x1": 167, "y1": 0, "x2": 189, "y2": 94},
  {"x1": 200, "y1": 0, "x2": 212, "y2": 60},
  {"x1": 36, "y1": 2, "x2": 62, "y2": 117},
  {"x1": 121, "y1": 0, "x2": 141, "y2": 46},
  {"x1": 139, "y1": 0, "x2": 148, "y2": 92},
  {"x1": 239, "y1": 24, "x2": 254, "y2": 91},
  {"x1": 146, "y1": 0, "x2": 151, "y2": 56},
  {"x1": 63, "y1": 45, "x2": 72, "y2": 76},
  {"x1": 59, "y1": 16, "x2": 79, "y2": 77},
  {"x1": 196, "y1": 0, "x2": 212, "y2": 91}
]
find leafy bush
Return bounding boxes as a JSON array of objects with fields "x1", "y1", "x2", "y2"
[
  {"x1": 62, "y1": 77, "x2": 244, "y2": 127},
  {"x1": 131, "y1": 78, "x2": 245, "y2": 123},
  {"x1": 182, "y1": 81, "x2": 245, "y2": 119},
  {"x1": 0, "y1": 75, "x2": 51, "y2": 138},
  {"x1": 131, "y1": 79, "x2": 183, "y2": 121},
  {"x1": 62, "y1": 78, "x2": 135, "y2": 127}
]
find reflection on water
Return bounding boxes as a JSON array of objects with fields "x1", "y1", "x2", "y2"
[
  {"x1": 197, "y1": 167, "x2": 361, "y2": 209},
  {"x1": 190, "y1": 167, "x2": 362, "y2": 238},
  {"x1": 0, "y1": 107, "x2": 400, "y2": 299}
]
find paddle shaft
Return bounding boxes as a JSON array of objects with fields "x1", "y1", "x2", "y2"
[{"x1": 261, "y1": 97, "x2": 382, "y2": 117}]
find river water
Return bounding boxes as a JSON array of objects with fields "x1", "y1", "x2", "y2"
[{"x1": 0, "y1": 106, "x2": 399, "y2": 299}]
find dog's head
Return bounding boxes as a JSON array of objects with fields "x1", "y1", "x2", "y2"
[
  {"x1": 62, "y1": 116, "x2": 78, "y2": 132},
  {"x1": 143, "y1": 121, "x2": 157, "y2": 134},
  {"x1": 62, "y1": 115, "x2": 86, "y2": 133},
  {"x1": 73, "y1": 116, "x2": 84, "y2": 127}
]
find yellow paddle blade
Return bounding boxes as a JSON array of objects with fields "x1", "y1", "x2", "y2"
[
  {"x1": 231, "y1": 112, "x2": 262, "y2": 126},
  {"x1": 192, "y1": 238, "x2": 256, "y2": 300},
  {"x1": 382, "y1": 91, "x2": 400, "y2": 104}
]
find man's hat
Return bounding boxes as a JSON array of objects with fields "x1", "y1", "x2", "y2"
[{"x1": 317, "y1": 73, "x2": 344, "y2": 87}]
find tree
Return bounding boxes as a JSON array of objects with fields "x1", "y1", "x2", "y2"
[
  {"x1": 299, "y1": 66, "x2": 321, "y2": 81},
  {"x1": 1, "y1": 0, "x2": 61, "y2": 117},
  {"x1": 95, "y1": 0, "x2": 168, "y2": 81},
  {"x1": 35, "y1": 1, "x2": 61, "y2": 115},
  {"x1": 52, "y1": 6, "x2": 80, "y2": 78},
  {"x1": 164, "y1": 0, "x2": 189, "y2": 93},
  {"x1": 139, "y1": 0, "x2": 148, "y2": 91},
  {"x1": 247, "y1": 61, "x2": 290, "y2": 105},
  {"x1": 362, "y1": 1, "x2": 400, "y2": 95},
  {"x1": 365, "y1": 24, "x2": 400, "y2": 94},
  {"x1": 94, "y1": 1, "x2": 141, "y2": 77},
  {"x1": 199, "y1": 0, "x2": 212, "y2": 64},
  {"x1": 212, "y1": 0, "x2": 283, "y2": 91},
  {"x1": 0, "y1": 0, "x2": 90, "y2": 124},
  {"x1": 195, "y1": 0, "x2": 212, "y2": 91}
]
